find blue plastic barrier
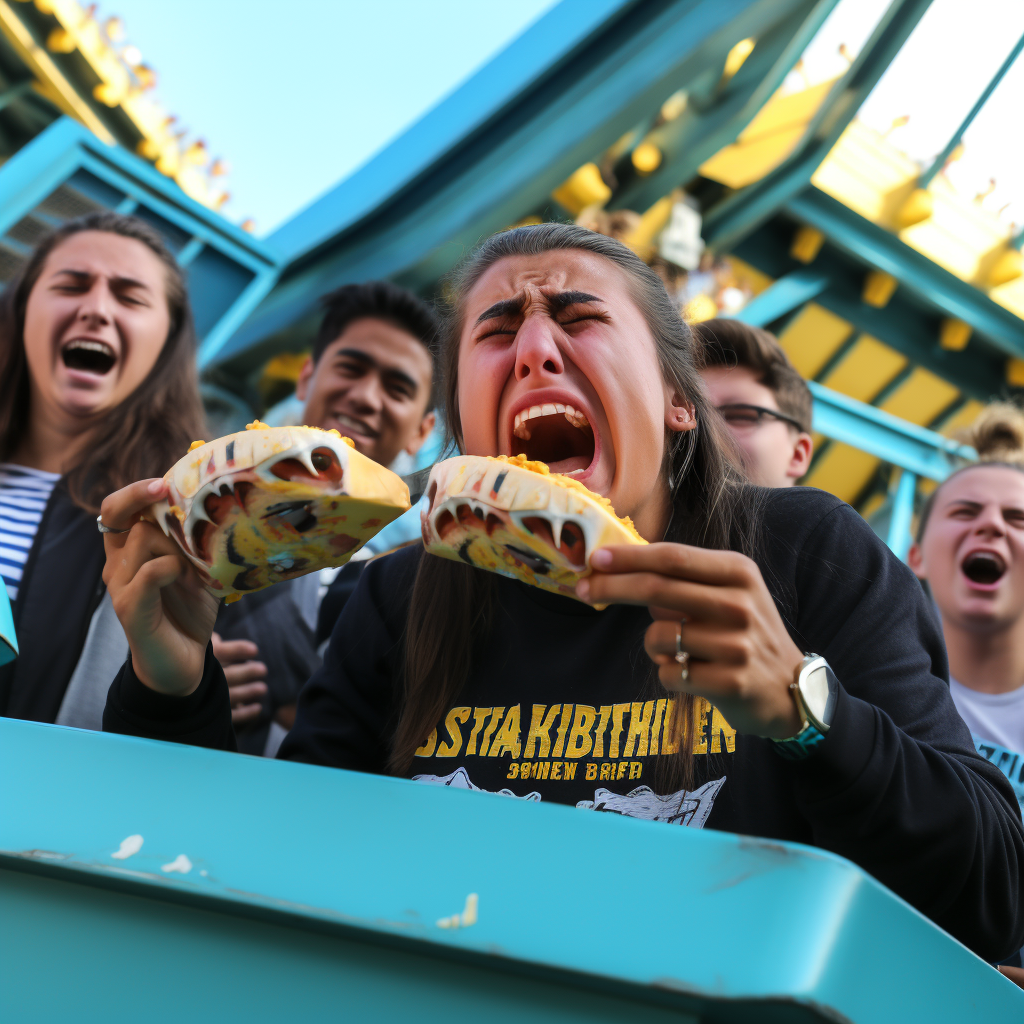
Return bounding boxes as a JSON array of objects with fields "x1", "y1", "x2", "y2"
[{"x1": 1, "y1": 717, "x2": 1021, "y2": 1022}]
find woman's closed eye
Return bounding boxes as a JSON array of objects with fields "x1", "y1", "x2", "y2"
[
  {"x1": 477, "y1": 322, "x2": 518, "y2": 341},
  {"x1": 557, "y1": 307, "x2": 609, "y2": 330}
]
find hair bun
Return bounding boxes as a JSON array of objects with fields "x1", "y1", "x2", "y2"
[{"x1": 960, "y1": 402, "x2": 1024, "y2": 465}]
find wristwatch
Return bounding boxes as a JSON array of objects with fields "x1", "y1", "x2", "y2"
[{"x1": 771, "y1": 654, "x2": 839, "y2": 761}]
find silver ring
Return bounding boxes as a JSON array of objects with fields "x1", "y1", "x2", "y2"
[
  {"x1": 96, "y1": 514, "x2": 131, "y2": 535},
  {"x1": 675, "y1": 623, "x2": 690, "y2": 682}
]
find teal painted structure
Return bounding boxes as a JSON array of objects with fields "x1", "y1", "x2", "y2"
[
  {"x1": 0, "y1": 0, "x2": 977, "y2": 550},
  {"x1": 220, "y1": 0, "x2": 848, "y2": 370},
  {"x1": 0, "y1": 117, "x2": 281, "y2": 369},
  {"x1": 2, "y1": 716, "x2": 1022, "y2": 1022},
  {"x1": 0, "y1": 583, "x2": 15, "y2": 665}
]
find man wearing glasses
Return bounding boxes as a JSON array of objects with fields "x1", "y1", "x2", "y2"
[{"x1": 694, "y1": 319, "x2": 813, "y2": 488}]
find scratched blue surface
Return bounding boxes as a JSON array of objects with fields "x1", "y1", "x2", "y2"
[{"x1": 1, "y1": 718, "x2": 1021, "y2": 1022}]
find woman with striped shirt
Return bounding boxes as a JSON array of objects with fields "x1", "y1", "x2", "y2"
[{"x1": 0, "y1": 212, "x2": 204, "y2": 727}]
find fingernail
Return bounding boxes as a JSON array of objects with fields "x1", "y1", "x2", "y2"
[
  {"x1": 591, "y1": 549, "x2": 612, "y2": 569},
  {"x1": 147, "y1": 479, "x2": 165, "y2": 494},
  {"x1": 576, "y1": 579, "x2": 590, "y2": 600}
]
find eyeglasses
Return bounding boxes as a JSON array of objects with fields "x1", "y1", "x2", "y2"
[{"x1": 716, "y1": 403, "x2": 805, "y2": 432}]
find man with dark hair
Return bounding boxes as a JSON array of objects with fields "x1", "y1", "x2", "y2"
[
  {"x1": 298, "y1": 281, "x2": 437, "y2": 468},
  {"x1": 694, "y1": 318, "x2": 813, "y2": 488},
  {"x1": 215, "y1": 281, "x2": 438, "y2": 755}
]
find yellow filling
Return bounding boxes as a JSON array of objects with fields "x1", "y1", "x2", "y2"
[{"x1": 488, "y1": 454, "x2": 644, "y2": 542}]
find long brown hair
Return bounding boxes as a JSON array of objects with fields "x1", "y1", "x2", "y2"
[
  {"x1": 0, "y1": 212, "x2": 205, "y2": 512},
  {"x1": 390, "y1": 223, "x2": 756, "y2": 779}
]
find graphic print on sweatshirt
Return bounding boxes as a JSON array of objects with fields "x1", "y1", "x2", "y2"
[
  {"x1": 414, "y1": 767, "x2": 726, "y2": 827},
  {"x1": 409, "y1": 696, "x2": 735, "y2": 825}
]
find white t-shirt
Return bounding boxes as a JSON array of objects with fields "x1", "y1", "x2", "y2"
[{"x1": 950, "y1": 676, "x2": 1024, "y2": 811}]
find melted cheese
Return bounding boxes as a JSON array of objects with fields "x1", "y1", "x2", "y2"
[{"x1": 489, "y1": 454, "x2": 644, "y2": 543}]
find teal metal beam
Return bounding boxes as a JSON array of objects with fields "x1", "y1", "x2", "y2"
[
  {"x1": 732, "y1": 265, "x2": 829, "y2": 326},
  {"x1": 0, "y1": 118, "x2": 281, "y2": 366},
  {"x1": 702, "y1": 0, "x2": 935, "y2": 254},
  {"x1": 732, "y1": 220, "x2": 1010, "y2": 400},
  {"x1": 919, "y1": 31, "x2": 1024, "y2": 188},
  {"x1": 3, "y1": 717, "x2": 1021, "y2": 1022},
  {"x1": 608, "y1": 0, "x2": 840, "y2": 213},
  {"x1": 220, "y1": 0, "x2": 841, "y2": 369},
  {"x1": 809, "y1": 380, "x2": 974, "y2": 481},
  {"x1": 785, "y1": 188, "x2": 1024, "y2": 357}
]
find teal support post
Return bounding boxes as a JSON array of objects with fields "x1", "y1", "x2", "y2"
[
  {"x1": 2, "y1": 718, "x2": 1023, "y2": 1022},
  {"x1": 0, "y1": 584, "x2": 15, "y2": 666},
  {"x1": 886, "y1": 468, "x2": 918, "y2": 560}
]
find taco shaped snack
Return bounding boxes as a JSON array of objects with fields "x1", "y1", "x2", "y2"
[
  {"x1": 421, "y1": 454, "x2": 646, "y2": 601},
  {"x1": 149, "y1": 422, "x2": 410, "y2": 601}
]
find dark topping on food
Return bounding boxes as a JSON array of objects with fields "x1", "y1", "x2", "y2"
[
  {"x1": 264, "y1": 500, "x2": 318, "y2": 533},
  {"x1": 505, "y1": 544, "x2": 551, "y2": 575},
  {"x1": 226, "y1": 527, "x2": 256, "y2": 568}
]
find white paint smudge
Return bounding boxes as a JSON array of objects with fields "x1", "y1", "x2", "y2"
[
  {"x1": 200, "y1": 869, "x2": 208, "y2": 877},
  {"x1": 437, "y1": 893, "x2": 478, "y2": 929},
  {"x1": 161, "y1": 854, "x2": 193, "y2": 874},
  {"x1": 111, "y1": 834, "x2": 144, "y2": 860}
]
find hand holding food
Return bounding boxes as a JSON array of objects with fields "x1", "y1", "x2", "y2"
[
  {"x1": 149, "y1": 421, "x2": 411, "y2": 600},
  {"x1": 100, "y1": 478, "x2": 219, "y2": 695},
  {"x1": 421, "y1": 454, "x2": 645, "y2": 601},
  {"x1": 577, "y1": 543, "x2": 805, "y2": 739}
]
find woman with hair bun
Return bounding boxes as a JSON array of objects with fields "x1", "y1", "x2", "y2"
[
  {"x1": 909, "y1": 404, "x2": 1024, "y2": 811},
  {"x1": 0, "y1": 212, "x2": 204, "y2": 728},
  {"x1": 909, "y1": 404, "x2": 1024, "y2": 977}
]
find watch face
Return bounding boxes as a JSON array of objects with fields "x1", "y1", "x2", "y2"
[{"x1": 801, "y1": 660, "x2": 837, "y2": 730}]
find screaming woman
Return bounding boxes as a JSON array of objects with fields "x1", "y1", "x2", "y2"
[{"x1": 98, "y1": 224, "x2": 1024, "y2": 963}]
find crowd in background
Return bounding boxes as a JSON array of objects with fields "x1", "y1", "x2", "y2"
[{"x1": 1, "y1": 212, "x2": 1024, "y2": 984}]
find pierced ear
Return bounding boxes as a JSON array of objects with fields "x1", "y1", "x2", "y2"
[{"x1": 665, "y1": 390, "x2": 697, "y2": 434}]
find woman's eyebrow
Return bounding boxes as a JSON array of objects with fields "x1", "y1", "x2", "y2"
[
  {"x1": 547, "y1": 290, "x2": 603, "y2": 312},
  {"x1": 474, "y1": 296, "x2": 523, "y2": 326},
  {"x1": 52, "y1": 268, "x2": 150, "y2": 291}
]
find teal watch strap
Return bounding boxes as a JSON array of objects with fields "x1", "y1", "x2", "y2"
[{"x1": 772, "y1": 720, "x2": 826, "y2": 760}]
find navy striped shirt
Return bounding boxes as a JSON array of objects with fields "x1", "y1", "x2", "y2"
[{"x1": 0, "y1": 464, "x2": 60, "y2": 602}]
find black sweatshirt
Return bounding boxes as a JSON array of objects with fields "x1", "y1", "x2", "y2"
[{"x1": 104, "y1": 487, "x2": 1024, "y2": 961}]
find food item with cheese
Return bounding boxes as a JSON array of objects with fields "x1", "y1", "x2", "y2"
[
  {"x1": 421, "y1": 454, "x2": 646, "y2": 601},
  {"x1": 149, "y1": 422, "x2": 410, "y2": 601}
]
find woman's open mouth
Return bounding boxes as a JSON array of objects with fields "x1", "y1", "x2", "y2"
[
  {"x1": 961, "y1": 551, "x2": 1007, "y2": 586},
  {"x1": 61, "y1": 339, "x2": 117, "y2": 376},
  {"x1": 511, "y1": 403, "x2": 595, "y2": 476}
]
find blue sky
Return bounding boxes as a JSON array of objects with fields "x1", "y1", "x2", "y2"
[
  {"x1": 108, "y1": 0, "x2": 558, "y2": 235},
  {"x1": 99, "y1": 0, "x2": 1023, "y2": 237}
]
